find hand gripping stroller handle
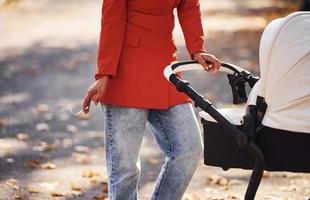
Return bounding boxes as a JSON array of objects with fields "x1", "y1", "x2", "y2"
[
  {"x1": 164, "y1": 60, "x2": 259, "y2": 88},
  {"x1": 163, "y1": 60, "x2": 250, "y2": 81}
]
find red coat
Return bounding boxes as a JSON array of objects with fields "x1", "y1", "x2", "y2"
[{"x1": 95, "y1": 0, "x2": 206, "y2": 109}]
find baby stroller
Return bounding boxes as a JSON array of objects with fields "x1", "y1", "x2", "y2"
[{"x1": 164, "y1": 12, "x2": 310, "y2": 200}]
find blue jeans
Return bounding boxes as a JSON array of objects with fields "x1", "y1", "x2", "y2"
[{"x1": 101, "y1": 103, "x2": 203, "y2": 200}]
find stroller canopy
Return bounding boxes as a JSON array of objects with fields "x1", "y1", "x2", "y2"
[{"x1": 258, "y1": 12, "x2": 310, "y2": 133}]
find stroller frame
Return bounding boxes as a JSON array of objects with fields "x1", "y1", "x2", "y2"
[{"x1": 165, "y1": 61, "x2": 264, "y2": 200}]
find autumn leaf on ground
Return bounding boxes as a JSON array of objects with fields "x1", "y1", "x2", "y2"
[
  {"x1": 40, "y1": 162, "x2": 56, "y2": 169},
  {"x1": 101, "y1": 181, "x2": 108, "y2": 193},
  {"x1": 227, "y1": 193, "x2": 242, "y2": 200},
  {"x1": 93, "y1": 194, "x2": 108, "y2": 200},
  {"x1": 16, "y1": 133, "x2": 29, "y2": 141},
  {"x1": 27, "y1": 160, "x2": 41, "y2": 168},
  {"x1": 218, "y1": 177, "x2": 229, "y2": 186},
  {"x1": 50, "y1": 192, "x2": 65, "y2": 197},
  {"x1": 70, "y1": 183, "x2": 83, "y2": 191},
  {"x1": 263, "y1": 171, "x2": 272, "y2": 178},
  {"x1": 89, "y1": 176, "x2": 100, "y2": 184},
  {"x1": 5, "y1": 178, "x2": 19, "y2": 189},
  {"x1": 82, "y1": 170, "x2": 101, "y2": 178},
  {"x1": 74, "y1": 145, "x2": 90, "y2": 153},
  {"x1": 206, "y1": 175, "x2": 229, "y2": 186},
  {"x1": 36, "y1": 103, "x2": 50, "y2": 113},
  {"x1": 47, "y1": 143, "x2": 58, "y2": 151},
  {"x1": 206, "y1": 175, "x2": 220, "y2": 185},
  {"x1": 27, "y1": 187, "x2": 40, "y2": 193}
]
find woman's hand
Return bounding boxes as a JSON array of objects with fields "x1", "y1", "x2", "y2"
[
  {"x1": 82, "y1": 76, "x2": 108, "y2": 113},
  {"x1": 193, "y1": 52, "x2": 221, "y2": 73}
]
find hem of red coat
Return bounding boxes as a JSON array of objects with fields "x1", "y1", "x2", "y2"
[{"x1": 93, "y1": 98, "x2": 192, "y2": 110}]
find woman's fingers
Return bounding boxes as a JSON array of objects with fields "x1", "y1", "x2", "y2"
[
  {"x1": 195, "y1": 55, "x2": 208, "y2": 69},
  {"x1": 194, "y1": 52, "x2": 221, "y2": 73},
  {"x1": 82, "y1": 76, "x2": 108, "y2": 113},
  {"x1": 94, "y1": 89, "x2": 103, "y2": 105},
  {"x1": 201, "y1": 54, "x2": 221, "y2": 73},
  {"x1": 83, "y1": 89, "x2": 96, "y2": 113}
]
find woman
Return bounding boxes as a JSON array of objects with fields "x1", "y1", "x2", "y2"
[{"x1": 83, "y1": 0, "x2": 220, "y2": 199}]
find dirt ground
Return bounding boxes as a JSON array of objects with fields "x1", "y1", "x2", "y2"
[{"x1": 0, "y1": 0, "x2": 309, "y2": 200}]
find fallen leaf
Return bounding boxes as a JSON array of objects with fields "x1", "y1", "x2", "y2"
[
  {"x1": 14, "y1": 193, "x2": 22, "y2": 199},
  {"x1": 218, "y1": 178, "x2": 229, "y2": 186},
  {"x1": 206, "y1": 175, "x2": 220, "y2": 185},
  {"x1": 90, "y1": 177, "x2": 99, "y2": 184},
  {"x1": 93, "y1": 194, "x2": 108, "y2": 200},
  {"x1": 263, "y1": 171, "x2": 272, "y2": 178},
  {"x1": 36, "y1": 104, "x2": 50, "y2": 113},
  {"x1": 5, "y1": 178, "x2": 19, "y2": 189},
  {"x1": 35, "y1": 123, "x2": 50, "y2": 132},
  {"x1": 82, "y1": 170, "x2": 101, "y2": 178},
  {"x1": 101, "y1": 182, "x2": 108, "y2": 193},
  {"x1": 50, "y1": 192, "x2": 65, "y2": 197},
  {"x1": 40, "y1": 162, "x2": 56, "y2": 169},
  {"x1": 16, "y1": 133, "x2": 29, "y2": 141},
  {"x1": 70, "y1": 183, "x2": 83, "y2": 191},
  {"x1": 27, "y1": 160, "x2": 41, "y2": 168},
  {"x1": 47, "y1": 143, "x2": 58, "y2": 151},
  {"x1": 27, "y1": 187, "x2": 40, "y2": 193},
  {"x1": 227, "y1": 194, "x2": 242, "y2": 200},
  {"x1": 75, "y1": 145, "x2": 90, "y2": 153},
  {"x1": 14, "y1": 194, "x2": 23, "y2": 199}
]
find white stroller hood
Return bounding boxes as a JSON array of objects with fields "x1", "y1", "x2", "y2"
[
  {"x1": 199, "y1": 12, "x2": 310, "y2": 133},
  {"x1": 259, "y1": 12, "x2": 310, "y2": 133}
]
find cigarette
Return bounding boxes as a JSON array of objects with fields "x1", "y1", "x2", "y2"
[{"x1": 75, "y1": 110, "x2": 91, "y2": 120}]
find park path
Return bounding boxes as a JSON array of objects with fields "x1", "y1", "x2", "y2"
[{"x1": 0, "y1": 0, "x2": 309, "y2": 199}]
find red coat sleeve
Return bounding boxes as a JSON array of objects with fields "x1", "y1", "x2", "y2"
[
  {"x1": 177, "y1": 0, "x2": 206, "y2": 58},
  {"x1": 95, "y1": 0, "x2": 126, "y2": 80}
]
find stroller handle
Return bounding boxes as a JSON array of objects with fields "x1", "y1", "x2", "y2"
[{"x1": 164, "y1": 60, "x2": 251, "y2": 82}]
